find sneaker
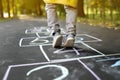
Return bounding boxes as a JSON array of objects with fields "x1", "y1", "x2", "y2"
[
  {"x1": 49, "y1": 24, "x2": 61, "y2": 36},
  {"x1": 53, "y1": 32, "x2": 63, "y2": 48},
  {"x1": 63, "y1": 34, "x2": 75, "y2": 48}
]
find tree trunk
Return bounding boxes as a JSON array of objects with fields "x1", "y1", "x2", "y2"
[
  {"x1": 77, "y1": 0, "x2": 85, "y2": 17},
  {"x1": 6, "y1": 0, "x2": 10, "y2": 18},
  {"x1": 12, "y1": 0, "x2": 17, "y2": 17},
  {"x1": 0, "y1": 0, "x2": 4, "y2": 18},
  {"x1": 110, "y1": 8, "x2": 113, "y2": 22},
  {"x1": 38, "y1": 0, "x2": 43, "y2": 16}
]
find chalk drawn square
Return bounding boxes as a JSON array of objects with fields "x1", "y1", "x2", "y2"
[
  {"x1": 19, "y1": 36, "x2": 53, "y2": 47},
  {"x1": 41, "y1": 43, "x2": 103, "y2": 61},
  {"x1": 3, "y1": 60, "x2": 99, "y2": 80},
  {"x1": 19, "y1": 34, "x2": 102, "y2": 47}
]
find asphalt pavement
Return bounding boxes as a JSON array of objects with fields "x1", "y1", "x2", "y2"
[{"x1": 0, "y1": 18, "x2": 120, "y2": 80}]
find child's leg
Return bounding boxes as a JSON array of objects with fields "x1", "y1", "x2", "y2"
[
  {"x1": 64, "y1": 6, "x2": 77, "y2": 47},
  {"x1": 45, "y1": 4, "x2": 58, "y2": 27},
  {"x1": 64, "y1": 5, "x2": 77, "y2": 36},
  {"x1": 46, "y1": 4, "x2": 58, "y2": 26},
  {"x1": 45, "y1": 4, "x2": 62, "y2": 48},
  {"x1": 45, "y1": 4, "x2": 61, "y2": 35}
]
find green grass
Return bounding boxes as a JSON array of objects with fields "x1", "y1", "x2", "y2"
[
  {"x1": 0, "y1": 18, "x2": 6, "y2": 22},
  {"x1": 0, "y1": 18, "x2": 13, "y2": 22}
]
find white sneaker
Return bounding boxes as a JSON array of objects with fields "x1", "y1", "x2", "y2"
[
  {"x1": 53, "y1": 32, "x2": 63, "y2": 48},
  {"x1": 63, "y1": 34, "x2": 75, "y2": 48}
]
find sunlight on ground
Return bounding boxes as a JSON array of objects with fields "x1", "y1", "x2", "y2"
[
  {"x1": 18, "y1": 14, "x2": 47, "y2": 21},
  {"x1": 3, "y1": 13, "x2": 13, "y2": 18}
]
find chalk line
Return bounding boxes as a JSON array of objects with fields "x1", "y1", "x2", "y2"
[
  {"x1": 26, "y1": 65, "x2": 69, "y2": 80},
  {"x1": 36, "y1": 33, "x2": 40, "y2": 37},
  {"x1": 73, "y1": 48, "x2": 81, "y2": 55},
  {"x1": 78, "y1": 59, "x2": 101, "y2": 80},
  {"x1": 51, "y1": 53, "x2": 120, "y2": 63},
  {"x1": 96, "y1": 57, "x2": 120, "y2": 62},
  {"x1": 85, "y1": 34, "x2": 102, "y2": 41},
  {"x1": 39, "y1": 45, "x2": 50, "y2": 62},
  {"x1": 3, "y1": 66, "x2": 12, "y2": 80},
  {"x1": 19, "y1": 38, "x2": 23, "y2": 47},
  {"x1": 80, "y1": 41, "x2": 105, "y2": 55}
]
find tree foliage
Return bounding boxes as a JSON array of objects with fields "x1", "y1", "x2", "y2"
[
  {"x1": 85, "y1": 0, "x2": 120, "y2": 22},
  {"x1": 0, "y1": 0, "x2": 120, "y2": 24}
]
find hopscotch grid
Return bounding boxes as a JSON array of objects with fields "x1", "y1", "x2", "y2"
[
  {"x1": 19, "y1": 36, "x2": 105, "y2": 61},
  {"x1": 1, "y1": 56, "x2": 102, "y2": 80},
  {"x1": 3, "y1": 53, "x2": 120, "y2": 80},
  {"x1": 19, "y1": 34, "x2": 102, "y2": 47},
  {"x1": 15, "y1": 27, "x2": 107, "y2": 80},
  {"x1": 20, "y1": 28, "x2": 103, "y2": 48},
  {"x1": 20, "y1": 28, "x2": 105, "y2": 62}
]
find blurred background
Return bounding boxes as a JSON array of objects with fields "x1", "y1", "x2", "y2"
[{"x1": 0, "y1": 0, "x2": 120, "y2": 29}]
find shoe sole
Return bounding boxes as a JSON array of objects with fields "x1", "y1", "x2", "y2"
[
  {"x1": 53, "y1": 35, "x2": 63, "y2": 48},
  {"x1": 63, "y1": 38, "x2": 75, "y2": 48}
]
